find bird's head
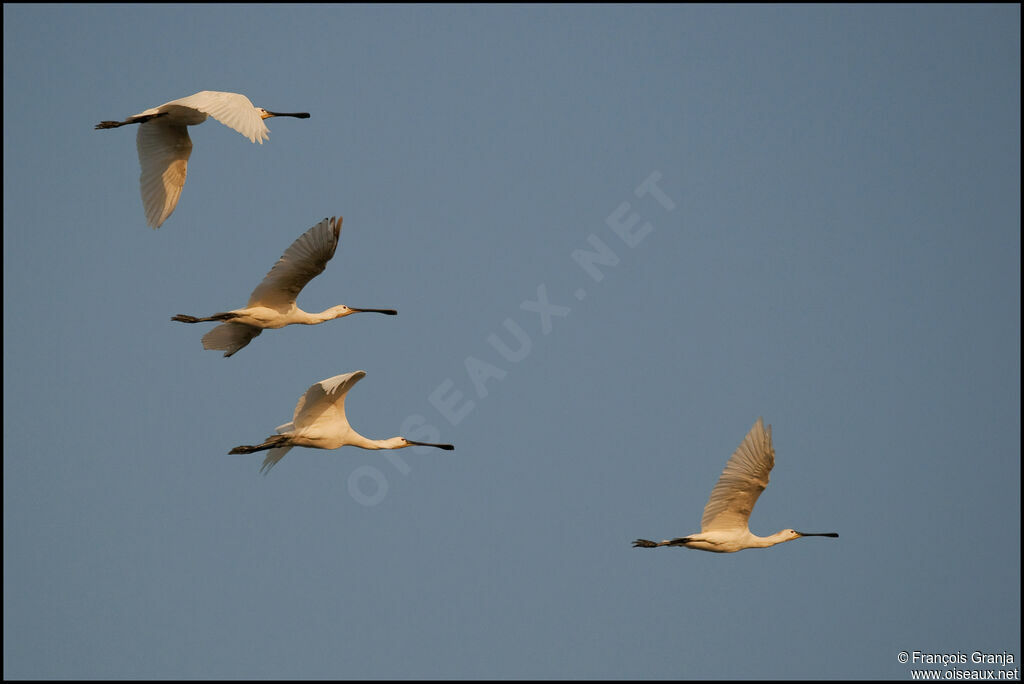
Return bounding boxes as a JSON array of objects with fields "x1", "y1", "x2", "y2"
[
  {"x1": 326, "y1": 305, "x2": 358, "y2": 319},
  {"x1": 256, "y1": 107, "x2": 311, "y2": 120}
]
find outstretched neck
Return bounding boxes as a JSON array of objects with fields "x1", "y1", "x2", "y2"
[
  {"x1": 301, "y1": 305, "x2": 350, "y2": 324},
  {"x1": 762, "y1": 534, "x2": 788, "y2": 548},
  {"x1": 756, "y1": 530, "x2": 800, "y2": 548},
  {"x1": 313, "y1": 305, "x2": 397, "y2": 323},
  {"x1": 349, "y1": 432, "x2": 404, "y2": 450}
]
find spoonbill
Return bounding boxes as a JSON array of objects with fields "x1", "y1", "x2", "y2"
[
  {"x1": 172, "y1": 216, "x2": 396, "y2": 357},
  {"x1": 229, "y1": 370, "x2": 455, "y2": 474},
  {"x1": 95, "y1": 90, "x2": 309, "y2": 228},
  {"x1": 633, "y1": 418, "x2": 838, "y2": 553}
]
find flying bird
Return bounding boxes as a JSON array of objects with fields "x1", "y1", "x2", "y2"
[
  {"x1": 172, "y1": 216, "x2": 396, "y2": 357},
  {"x1": 229, "y1": 371, "x2": 455, "y2": 474},
  {"x1": 633, "y1": 418, "x2": 838, "y2": 553},
  {"x1": 96, "y1": 90, "x2": 309, "y2": 228}
]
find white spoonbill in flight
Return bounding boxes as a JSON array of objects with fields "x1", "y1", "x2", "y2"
[
  {"x1": 95, "y1": 90, "x2": 309, "y2": 228},
  {"x1": 230, "y1": 370, "x2": 455, "y2": 474},
  {"x1": 633, "y1": 418, "x2": 838, "y2": 553},
  {"x1": 172, "y1": 216, "x2": 396, "y2": 357}
]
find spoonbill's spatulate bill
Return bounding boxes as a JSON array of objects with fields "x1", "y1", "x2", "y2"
[
  {"x1": 96, "y1": 90, "x2": 310, "y2": 228},
  {"x1": 633, "y1": 418, "x2": 838, "y2": 553},
  {"x1": 171, "y1": 216, "x2": 397, "y2": 357},
  {"x1": 229, "y1": 371, "x2": 454, "y2": 474}
]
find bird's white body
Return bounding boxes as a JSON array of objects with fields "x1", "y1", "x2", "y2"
[
  {"x1": 229, "y1": 371, "x2": 454, "y2": 474},
  {"x1": 217, "y1": 304, "x2": 353, "y2": 329},
  {"x1": 662, "y1": 528, "x2": 804, "y2": 554},
  {"x1": 96, "y1": 90, "x2": 309, "y2": 228},
  {"x1": 172, "y1": 216, "x2": 397, "y2": 357},
  {"x1": 633, "y1": 418, "x2": 838, "y2": 553}
]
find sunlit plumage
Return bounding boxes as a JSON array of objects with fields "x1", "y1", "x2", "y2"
[
  {"x1": 171, "y1": 216, "x2": 397, "y2": 357},
  {"x1": 633, "y1": 418, "x2": 838, "y2": 553},
  {"x1": 96, "y1": 90, "x2": 309, "y2": 228},
  {"x1": 229, "y1": 371, "x2": 455, "y2": 474}
]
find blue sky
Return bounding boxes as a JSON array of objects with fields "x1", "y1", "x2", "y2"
[{"x1": 3, "y1": 4, "x2": 1020, "y2": 679}]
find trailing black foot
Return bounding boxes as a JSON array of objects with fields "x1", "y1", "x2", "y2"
[
  {"x1": 171, "y1": 312, "x2": 238, "y2": 323},
  {"x1": 229, "y1": 435, "x2": 288, "y2": 455},
  {"x1": 95, "y1": 112, "x2": 168, "y2": 130},
  {"x1": 632, "y1": 539, "x2": 659, "y2": 548}
]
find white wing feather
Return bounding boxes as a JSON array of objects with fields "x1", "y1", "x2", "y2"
[
  {"x1": 247, "y1": 217, "x2": 342, "y2": 311},
  {"x1": 700, "y1": 418, "x2": 775, "y2": 532},
  {"x1": 201, "y1": 322, "x2": 263, "y2": 358},
  {"x1": 136, "y1": 123, "x2": 192, "y2": 228},
  {"x1": 260, "y1": 446, "x2": 294, "y2": 475},
  {"x1": 292, "y1": 371, "x2": 367, "y2": 432},
  {"x1": 160, "y1": 91, "x2": 270, "y2": 143}
]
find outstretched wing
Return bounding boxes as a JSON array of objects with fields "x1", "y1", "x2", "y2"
[
  {"x1": 161, "y1": 91, "x2": 271, "y2": 143},
  {"x1": 247, "y1": 217, "x2": 342, "y2": 311},
  {"x1": 292, "y1": 370, "x2": 367, "y2": 432},
  {"x1": 700, "y1": 418, "x2": 775, "y2": 533},
  {"x1": 201, "y1": 322, "x2": 263, "y2": 357},
  {"x1": 136, "y1": 123, "x2": 192, "y2": 228}
]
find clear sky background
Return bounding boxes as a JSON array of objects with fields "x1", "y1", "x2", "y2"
[{"x1": 3, "y1": 4, "x2": 1020, "y2": 680}]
